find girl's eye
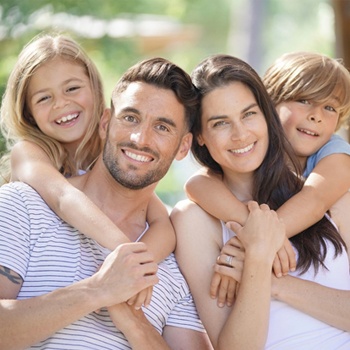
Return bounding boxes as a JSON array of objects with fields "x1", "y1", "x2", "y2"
[
  {"x1": 298, "y1": 99, "x2": 310, "y2": 105},
  {"x1": 36, "y1": 95, "x2": 50, "y2": 104},
  {"x1": 67, "y1": 86, "x2": 81, "y2": 93}
]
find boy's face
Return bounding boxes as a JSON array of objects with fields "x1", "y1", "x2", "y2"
[{"x1": 276, "y1": 99, "x2": 339, "y2": 167}]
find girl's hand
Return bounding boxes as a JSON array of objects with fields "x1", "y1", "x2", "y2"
[{"x1": 127, "y1": 286, "x2": 153, "y2": 309}]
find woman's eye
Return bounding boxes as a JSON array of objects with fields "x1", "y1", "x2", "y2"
[
  {"x1": 213, "y1": 120, "x2": 227, "y2": 127},
  {"x1": 243, "y1": 111, "x2": 255, "y2": 118}
]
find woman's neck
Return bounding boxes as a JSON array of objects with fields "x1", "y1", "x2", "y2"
[{"x1": 223, "y1": 172, "x2": 254, "y2": 203}]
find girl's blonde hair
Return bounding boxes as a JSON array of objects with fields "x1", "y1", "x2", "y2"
[
  {"x1": 263, "y1": 52, "x2": 350, "y2": 131},
  {"x1": 0, "y1": 32, "x2": 105, "y2": 181}
]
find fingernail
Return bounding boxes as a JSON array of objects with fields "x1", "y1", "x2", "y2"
[
  {"x1": 218, "y1": 303, "x2": 224, "y2": 308},
  {"x1": 276, "y1": 273, "x2": 282, "y2": 278}
]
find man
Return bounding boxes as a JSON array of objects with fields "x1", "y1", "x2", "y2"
[{"x1": 0, "y1": 58, "x2": 212, "y2": 349}]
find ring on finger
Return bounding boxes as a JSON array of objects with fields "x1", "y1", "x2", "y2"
[{"x1": 225, "y1": 255, "x2": 233, "y2": 267}]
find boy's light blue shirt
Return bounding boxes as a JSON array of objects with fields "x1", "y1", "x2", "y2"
[{"x1": 304, "y1": 134, "x2": 350, "y2": 178}]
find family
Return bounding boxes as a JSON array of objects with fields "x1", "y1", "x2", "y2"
[{"x1": 0, "y1": 32, "x2": 350, "y2": 349}]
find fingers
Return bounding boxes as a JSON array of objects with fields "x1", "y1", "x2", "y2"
[
  {"x1": 210, "y1": 272, "x2": 222, "y2": 299},
  {"x1": 127, "y1": 286, "x2": 153, "y2": 309}
]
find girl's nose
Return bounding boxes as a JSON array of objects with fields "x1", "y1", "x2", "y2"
[{"x1": 53, "y1": 95, "x2": 70, "y2": 109}]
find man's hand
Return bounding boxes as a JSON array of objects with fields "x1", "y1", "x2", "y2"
[{"x1": 92, "y1": 242, "x2": 158, "y2": 308}]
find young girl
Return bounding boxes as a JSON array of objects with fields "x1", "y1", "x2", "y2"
[
  {"x1": 0, "y1": 33, "x2": 176, "y2": 308},
  {"x1": 185, "y1": 51, "x2": 350, "y2": 304}
]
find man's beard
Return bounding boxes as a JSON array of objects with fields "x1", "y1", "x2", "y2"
[{"x1": 102, "y1": 138, "x2": 175, "y2": 190}]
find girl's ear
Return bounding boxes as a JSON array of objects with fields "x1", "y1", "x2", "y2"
[
  {"x1": 175, "y1": 132, "x2": 193, "y2": 161},
  {"x1": 99, "y1": 108, "x2": 111, "y2": 140}
]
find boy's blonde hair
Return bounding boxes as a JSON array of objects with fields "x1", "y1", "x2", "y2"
[
  {"x1": 263, "y1": 52, "x2": 350, "y2": 131},
  {"x1": 0, "y1": 32, "x2": 105, "y2": 180}
]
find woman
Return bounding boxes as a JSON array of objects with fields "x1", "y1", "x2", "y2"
[{"x1": 171, "y1": 54, "x2": 350, "y2": 349}]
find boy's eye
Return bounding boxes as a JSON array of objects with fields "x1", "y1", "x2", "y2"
[
  {"x1": 325, "y1": 105, "x2": 336, "y2": 112},
  {"x1": 298, "y1": 99, "x2": 310, "y2": 104}
]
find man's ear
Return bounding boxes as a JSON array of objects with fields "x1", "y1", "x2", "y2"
[
  {"x1": 175, "y1": 132, "x2": 193, "y2": 161},
  {"x1": 99, "y1": 108, "x2": 112, "y2": 140}
]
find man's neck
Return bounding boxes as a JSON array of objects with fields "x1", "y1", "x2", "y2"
[{"x1": 69, "y1": 160, "x2": 156, "y2": 241}]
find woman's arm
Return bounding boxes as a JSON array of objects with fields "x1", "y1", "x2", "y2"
[
  {"x1": 141, "y1": 193, "x2": 176, "y2": 262},
  {"x1": 277, "y1": 153, "x2": 350, "y2": 238},
  {"x1": 171, "y1": 200, "x2": 284, "y2": 349},
  {"x1": 185, "y1": 168, "x2": 249, "y2": 225},
  {"x1": 10, "y1": 141, "x2": 130, "y2": 249}
]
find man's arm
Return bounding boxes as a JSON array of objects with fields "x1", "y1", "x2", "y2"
[
  {"x1": 108, "y1": 303, "x2": 213, "y2": 350},
  {"x1": 0, "y1": 243, "x2": 158, "y2": 350}
]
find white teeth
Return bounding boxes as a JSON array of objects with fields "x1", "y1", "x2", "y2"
[
  {"x1": 231, "y1": 143, "x2": 254, "y2": 154},
  {"x1": 299, "y1": 128, "x2": 317, "y2": 136},
  {"x1": 56, "y1": 113, "x2": 78, "y2": 124},
  {"x1": 125, "y1": 151, "x2": 151, "y2": 162}
]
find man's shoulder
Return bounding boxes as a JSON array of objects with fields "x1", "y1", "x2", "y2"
[{"x1": 0, "y1": 181, "x2": 50, "y2": 211}]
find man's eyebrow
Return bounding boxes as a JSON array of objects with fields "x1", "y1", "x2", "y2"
[
  {"x1": 157, "y1": 117, "x2": 177, "y2": 128},
  {"x1": 118, "y1": 107, "x2": 140, "y2": 115}
]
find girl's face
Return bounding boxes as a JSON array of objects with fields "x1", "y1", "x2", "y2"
[
  {"x1": 198, "y1": 82, "x2": 269, "y2": 178},
  {"x1": 276, "y1": 98, "x2": 340, "y2": 167},
  {"x1": 27, "y1": 57, "x2": 95, "y2": 151}
]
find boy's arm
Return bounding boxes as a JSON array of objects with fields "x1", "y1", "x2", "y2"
[
  {"x1": 185, "y1": 169, "x2": 249, "y2": 225},
  {"x1": 141, "y1": 193, "x2": 176, "y2": 262},
  {"x1": 277, "y1": 153, "x2": 350, "y2": 238},
  {"x1": 11, "y1": 141, "x2": 130, "y2": 249}
]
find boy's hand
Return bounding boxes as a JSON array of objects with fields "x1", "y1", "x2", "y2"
[
  {"x1": 272, "y1": 237, "x2": 296, "y2": 277},
  {"x1": 211, "y1": 236, "x2": 244, "y2": 307}
]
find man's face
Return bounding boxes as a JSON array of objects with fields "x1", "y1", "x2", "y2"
[{"x1": 101, "y1": 82, "x2": 192, "y2": 190}]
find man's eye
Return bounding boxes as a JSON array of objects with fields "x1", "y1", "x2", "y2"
[
  {"x1": 124, "y1": 115, "x2": 137, "y2": 122},
  {"x1": 156, "y1": 124, "x2": 170, "y2": 132}
]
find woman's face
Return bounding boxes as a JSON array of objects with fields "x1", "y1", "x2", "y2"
[{"x1": 198, "y1": 81, "x2": 269, "y2": 177}]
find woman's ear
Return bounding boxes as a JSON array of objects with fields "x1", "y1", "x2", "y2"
[
  {"x1": 197, "y1": 134, "x2": 205, "y2": 146},
  {"x1": 99, "y1": 108, "x2": 111, "y2": 140},
  {"x1": 175, "y1": 132, "x2": 193, "y2": 161}
]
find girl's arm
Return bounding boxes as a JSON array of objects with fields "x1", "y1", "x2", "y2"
[
  {"x1": 185, "y1": 168, "x2": 249, "y2": 225},
  {"x1": 277, "y1": 153, "x2": 350, "y2": 238},
  {"x1": 141, "y1": 194, "x2": 176, "y2": 262},
  {"x1": 10, "y1": 141, "x2": 130, "y2": 249}
]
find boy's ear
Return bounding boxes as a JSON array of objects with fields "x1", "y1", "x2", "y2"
[
  {"x1": 175, "y1": 132, "x2": 193, "y2": 161},
  {"x1": 99, "y1": 108, "x2": 111, "y2": 140}
]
